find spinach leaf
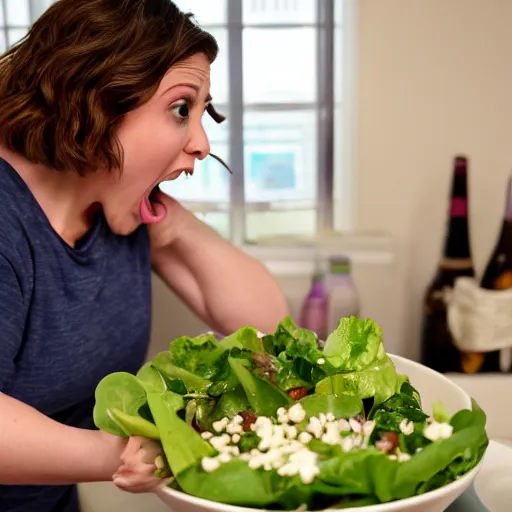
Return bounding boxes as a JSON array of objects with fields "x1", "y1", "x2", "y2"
[
  {"x1": 107, "y1": 407, "x2": 160, "y2": 439},
  {"x1": 147, "y1": 390, "x2": 214, "y2": 477},
  {"x1": 392, "y1": 400, "x2": 488, "y2": 500},
  {"x1": 228, "y1": 357, "x2": 292, "y2": 417},
  {"x1": 136, "y1": 363, "x2": 167, "y2": 392},
  {"x1": 299, "y1": 394, "x2": 364, "y2": 420},
  {"x1": 322, "y1": 317, "x2": 383, "y2": 371},
  {"x1": 177, "y1": 460, "x2": 278, "y2": 507},
  {"x1": 93, "y1": 372, "x2": 158, "y2": 438},
  {"x1": 369, "y1": 388, "x2": 428, "y2": 434},
  {"x1": 317, "y1": 449, "x2": 393, "y2": 498},
  {"x1": 151, "y1": 351, "x2": 211, "y2": 393},
  {"x1": 211, "y1": 385, "x2": 249, "y2": 422},
  {"x1": 194, "y1": 398, "x2": 217, "y2": 431}
]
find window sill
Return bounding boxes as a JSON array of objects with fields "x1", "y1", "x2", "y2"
[{"x1": 241, "y1": 232, "x2": 396, "y2": 276}]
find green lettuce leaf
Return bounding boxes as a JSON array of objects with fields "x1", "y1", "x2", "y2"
[
  {"x1": 315, "y1": 355, "x2": 398, "y2": 405},
  {"x1": 323, "y1": 317, "x2": 383, "y2": 371},
  {"x1": 169, "y1": 333, "x2": 227, "y2": 379},
  {"x1": 219, "y1": 326, "x2": 264, "y2": 353},
  {"x1": 151, "y1": 351, "x2": 211, "y2": 393},
  {"x1": 299, "y1": 394, "x2": 364, "y2": 420}
]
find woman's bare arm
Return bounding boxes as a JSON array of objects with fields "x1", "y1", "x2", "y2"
[{"x1": 0, "y1": 392, "x2": 126, "y2": 485}]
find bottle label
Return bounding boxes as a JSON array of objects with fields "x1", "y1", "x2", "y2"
[
  {"x1": 450, "y1": 197, "x2": 467, "y2": 217},
  {"x1": 439, "y1": 258, "x2": 473, "y2": 270}
]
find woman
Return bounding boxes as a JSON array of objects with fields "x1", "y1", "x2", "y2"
[{"x1": 0, "y1": 1, "x2": 289, "y2": 510}]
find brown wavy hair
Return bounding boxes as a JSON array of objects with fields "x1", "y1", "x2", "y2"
[{"x1": 0, "y1": 0, "x2": 226, "y2": 175}]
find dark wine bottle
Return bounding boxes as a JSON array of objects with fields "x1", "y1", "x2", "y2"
[
  {"x1": 480, "y1": 175, "x2": 512, "y2": 372},
  {"x1": 421, "y1": 156, "x2": 477, "y2": 373}
]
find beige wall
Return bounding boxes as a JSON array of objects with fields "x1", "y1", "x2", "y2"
[{"x1": 148, "y1": 0, "x2": 512, "y2": 363}]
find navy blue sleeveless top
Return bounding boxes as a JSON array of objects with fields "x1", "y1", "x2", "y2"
[{"x1": 0, "y1": 158, "x2": 152, "y2": 511}]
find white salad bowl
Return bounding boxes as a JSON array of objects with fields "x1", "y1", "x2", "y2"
[{"x1": 154, "y1": 354, "x2": 486, "y2": 512}]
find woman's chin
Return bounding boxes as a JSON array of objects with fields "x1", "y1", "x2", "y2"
[{"x1": 105, "y1": 212, "x2": 142, "y2": 236}]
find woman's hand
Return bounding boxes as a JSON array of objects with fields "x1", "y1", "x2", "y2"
[{"x1": 112, "y1": 437, "x2": 172, "y2": 493}]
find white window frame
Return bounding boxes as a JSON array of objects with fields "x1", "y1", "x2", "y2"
[
  {"x1": 0, "y1": 0, "x2": 377, "y2": 269},
  {"x1": 210, "y1": 0, "x2": 357, "y2": 246}
]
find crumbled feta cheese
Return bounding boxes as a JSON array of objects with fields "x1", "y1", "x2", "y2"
[
  {"x1": 397, "y1": 451, "x2": 411, "y2": 462},
  {"x1": 218, "y1": 453, "x2": 232, "y2": 463},
  {"x1": 423, "y1": 421, "x2": 453, "y2": 441},
  {"x1": 277, "y1": 448, "x2": 320, "y2": 484},
  {"x1": 232, "y1": 415, "x2": 243, "y2": 425},
  {"x1": 321, "y1": 422, "x2": 342, "y2": 445},
  {"x1": 201, "y1": 431, "x2": 213, "y2": 440},
  {"x1": 210, "y1": 434, "x2": 231, "y2": 452},
  {"x1": 299, "y1": 432, "x2": 313, "y2": 444},
  {"x1": 227, "y1": 422, "x2": 243, "y2": 435},
  {"x1": 299, "y1": 464, "x2": 320, "y2": 484},
  {"x1": 363, "y1": 420, "x2": 376, "y2": 437},
  {"x1": 389, "y1": 449, "x2": 411, "y2": 462},
  {"x1": 277, "y1": 407, "x2": 287, "y2": 416},
  {"x1": 277, "y1": 413, "x2": 289, "y2": 424},
  {"x1": 202, "y1": 457, "x2": 221, "y2": 472},
  {"x1": 399, "y1": 419, "x2": 414, "y2": 436},
  {"x1": 285, "y1": 425, "x2": 298, "y2": 439},
  {"x1": 349, "y1": 418, "x2": 362, "y2": 433},
  {"x1": 232, "y1": 434, "x2": 241, "y2": 444},
  {"x1": 318, "y1": 413, "x2": 327, "y2": 426},
  {"x1": 341, "y1": 436, "x2": 355, "y2": 452},
  {"x1": 288, "y1": 403, "x2": 306, "y2": 424},
  {"x1": 317, "y1": 358, "x2": 326, "y2": 365},
  {"x1": 306, "y1": 417, "x2": 324, "y2": 439},
  {"x1": 351, "y1": 434, "x2": 363, "y2": 448},
  {"x1": 339, "y1": 418, "x2": 351, "y2": 432},
  {"x1": 212, "y1": 417, "x2": 229, "y2": 433},
  {"x1": 325, "y1": 412, "x2": 336, "y2": 422}
]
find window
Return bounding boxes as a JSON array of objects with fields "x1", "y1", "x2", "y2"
[{"x1": 1, "y1": 0, "x2": 354, "y2": 246}]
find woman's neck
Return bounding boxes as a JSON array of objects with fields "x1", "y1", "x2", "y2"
[{"x1": 0, "y1": 146, "x2": 104, "y2": 247}]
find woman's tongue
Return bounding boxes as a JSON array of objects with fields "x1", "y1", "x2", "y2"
[{"x1": 139, "y1": 189, "x2": 167, "y2": 224}]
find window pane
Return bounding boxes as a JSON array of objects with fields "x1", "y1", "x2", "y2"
[
  {"x1": 243, "y1": 28, "x2": 316, "y2": 104},
  {"x1": 7, "y1": 28, "x2": 27, "y2": 46},
  {"x1": 32, "y1": 0, "x2": 55, "y2": 21},
  {"x1": 243, "y1": 0, "x2": 316, "y2": 25},
  {"x1": 244, "y1": 110, "x2": 317, "y2": 203},
  {"x1": 195, "y1": 212, "x2": 230, "y2": 238},
  {"x1": 208, "y1": 28, "x2": 228, "y2": 105},
  {"x1": 0, "y1": 32, "x2": 6, "y2": 54},
  {"x1": 160, "y1": 114, "x2": 230, "y2": 203},
  {"x1": 172, "y1": 0, "x2": 227, "y2": 26},
  {"x1": 0, "y1": 3, "x2": 4, "y2": 26},
  {"x1": 6, "y1": 0, "x2": 30, "y2": 25},
  {"x1": 246, "y1": 210, "x2": 316, "y2": 241}
]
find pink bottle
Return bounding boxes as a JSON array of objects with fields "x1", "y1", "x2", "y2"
[{"x1": 299, "y1": 271, "x2": 329, "y2": 343}]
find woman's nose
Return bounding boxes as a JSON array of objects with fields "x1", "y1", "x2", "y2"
[{"x1": 185, "y1": 123, "x2": 210, "y2": 160}]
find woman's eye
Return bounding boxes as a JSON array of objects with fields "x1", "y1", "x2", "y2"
[{"x1": 172, "y1": 101, "x2": 190, "y2": 120}]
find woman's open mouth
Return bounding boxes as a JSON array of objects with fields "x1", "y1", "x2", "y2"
[{"x1": 139, "y1": 186, "x2": 167, "y2": 224}]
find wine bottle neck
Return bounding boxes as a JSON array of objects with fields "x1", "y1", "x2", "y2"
[{"x1": 443, "y1": 200, "x2": 472, "y2": 260}]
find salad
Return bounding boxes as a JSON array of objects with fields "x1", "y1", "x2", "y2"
[{"x1": 93, "y1": 316, "x2": 488, "y2": 510}]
